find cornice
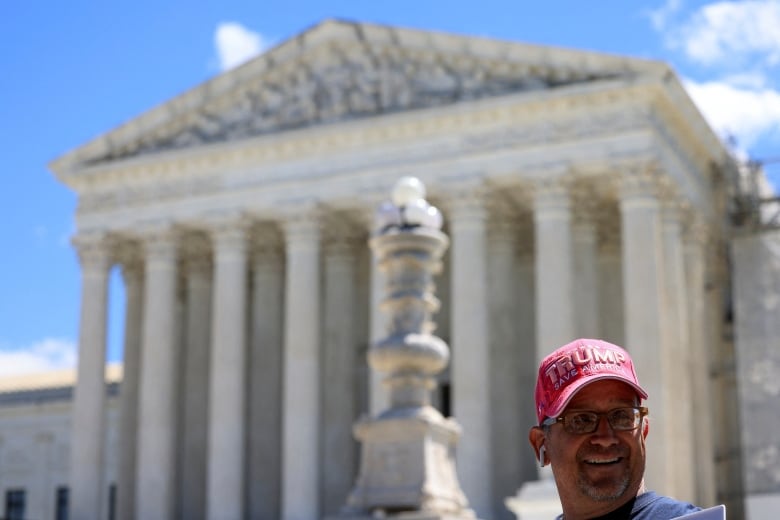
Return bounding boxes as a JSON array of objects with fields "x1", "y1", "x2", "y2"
[{"x1": 69, "y1": 82, "x2": 657, "y2": 220}]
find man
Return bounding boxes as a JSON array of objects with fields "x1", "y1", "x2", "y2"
[{"x1": 528, "y1": 338, "x2": 701, "y2": 519}]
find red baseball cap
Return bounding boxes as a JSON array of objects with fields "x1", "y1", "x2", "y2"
[{"x1": 534, "y1": 338, "x2": 648, "y2": 425}]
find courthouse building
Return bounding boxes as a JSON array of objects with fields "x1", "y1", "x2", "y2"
[{"x1": 2, "y1": 18, "x2": 779, "y2": 520}]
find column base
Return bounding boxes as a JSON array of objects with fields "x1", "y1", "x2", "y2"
[
  {"x1": 334, "y1": 405, "x2": 478, "y2": 520},
  {"x1": 504, "y1": 478, "x2": 562, "y2": 520}
]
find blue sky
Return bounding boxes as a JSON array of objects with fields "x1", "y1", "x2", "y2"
[{"x1": 1, "y1": 0, "x2": 779, "y2": 377}]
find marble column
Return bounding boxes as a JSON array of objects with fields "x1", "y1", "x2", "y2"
[
  {"x1": 179, "y1": 238, "x2": 212, "y2": 520},
  {"x1": 206, "y1": 219, "x2": 249, "y2": 520},
  {"x1": 488, "y1": 219, "x2": 521, "y2": 520},
  {"x1": 281, "y1": 212, "x2": 321, "y2": 520},
  {"x1": 247, "y1": 237, "x2": 284, "y2": 520},
  {"x1": 34, "y1": 432, "x2": 54, "y2": 520},
  {"x1": 449, "y1": 191, "x2": 492, "y2": 519},
  {"x1": 533, "y1": 179, "x2": 576, "y2": 359},
  {"x1": 598, "y1": 215, "x2": 625, "y2": 345},
  {"x1": 572, "y1": 202, "x2": 600, "y2": 338},
  {"x1": 118, "y1": 257, "x2": 143, "y2": 520},
  {"x1": 619, "y1": 167, "x2": 672, "y2": 495},
  {"x1": 683, "y1": 218, "x2": 716, "y2": 506},
  {"x1": 515, "y1": 230, "x2": 539, "y2": 482},
  {"x1": 321, "y1": 234, "x2": 359, "y2": 516},
  {"x1": 69, "y1": 233, "x2": 110, "y2": 520},
  {"x1": 136, "y1": 228, "x2": 179, "y2": 519},
  {"x1": 661, "y1": 197, "x2": 696, "y2": 501}
]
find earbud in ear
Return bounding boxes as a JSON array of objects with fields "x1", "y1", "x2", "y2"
[{"x1": 539, "y1": 445, "x2": 546, "y2": 468}]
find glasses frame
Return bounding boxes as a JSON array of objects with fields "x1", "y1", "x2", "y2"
[{"x1": 542, "y1": 406, "x2": 649, "y2": 435}]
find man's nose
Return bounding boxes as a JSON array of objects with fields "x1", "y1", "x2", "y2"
[{"x1": 589, "y1": 415, "x2": 619, "y2": 447}]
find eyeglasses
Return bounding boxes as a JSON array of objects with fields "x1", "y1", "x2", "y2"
[{"x1": 542, "y1": 406, "x2": 648, "y2": 435}]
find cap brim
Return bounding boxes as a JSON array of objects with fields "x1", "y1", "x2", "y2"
[{"x1": 544, "y1": 375, "x2": 649, "y2": 421}]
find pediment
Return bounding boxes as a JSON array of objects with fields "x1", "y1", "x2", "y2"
[{"x1": 55, "y1": 19, "x2": 667, "y2": 169}]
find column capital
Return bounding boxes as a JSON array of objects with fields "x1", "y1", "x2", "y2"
[
  {"x1": 661, "y1": 197, "x2": 690, "y2": 226},
  {"x1": 181, "y1": 233, "x2": 213, "y2": 277},
  {"x1": 532, "y1": 176, "x2": 573, "y2": 219},
  {"x1": 449, "y1": 199, "x2": 487, "y2": 227},
  {"x1": 205, "y1": 213, "x2": 251, "y2": 254},
  {"x1": 620, "y1": 162, "x2": 665, "y2": 201},
  {"x1": 655, "y1": 176, "x2": 689, "y2": 222},
  {"x1": 135, "y1": 223, "x2": 178, "y2": 263},
  {"x1": 439, "y1": 184, "x2": 488, "y2": 224},
  {"x1": 682, "y1": 212, "x2": 713, "y2": 249},
  {"x1": 72, "y1": 232, "x2": 112, "y2": 271},
  {"x1": 532, "y1": 175, "x2": 571, "y2": 198},
  {"x1": 283, "y1": 208, "x2": 322, "y2": 248}
]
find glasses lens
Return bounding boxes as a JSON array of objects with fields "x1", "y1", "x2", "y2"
[
  {"x1": 608, "y1": 408, "x2": 638, "y2": 430},
  {"x1": 565, "y1": 412, "x2": 599, "y2": 434}
]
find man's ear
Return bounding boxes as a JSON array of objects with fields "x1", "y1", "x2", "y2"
[
  {"x1": 642, "y1": 416, "x2": 649, "y2": 439},
  {"x1": 529, "y1": 426, "x2": 547, "y2": 463}
]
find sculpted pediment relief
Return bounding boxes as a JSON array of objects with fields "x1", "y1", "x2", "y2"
[{"x1": 75, "y1": 20, "x2": 661, "y2": 166}]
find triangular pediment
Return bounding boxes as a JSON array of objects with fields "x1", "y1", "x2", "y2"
[{"x1": 54, "y1": 19, "x2": 668, "y2": 169}]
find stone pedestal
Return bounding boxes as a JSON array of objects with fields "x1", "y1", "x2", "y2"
[{"x1": 340, "y1": 407, "x2": 473, "y2": 518}]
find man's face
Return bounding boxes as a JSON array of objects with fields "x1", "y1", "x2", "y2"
[{"x1": 531, "y1": 379, "x2": 648, "y2": 517}]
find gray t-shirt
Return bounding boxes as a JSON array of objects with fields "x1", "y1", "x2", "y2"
[{"x1": 555, "y1": 491, "x2": 700, "y2": 519}]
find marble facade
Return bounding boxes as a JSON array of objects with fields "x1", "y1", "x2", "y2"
[{"x1": 33, "y1": 19, "x2": 753, "y2": 519}]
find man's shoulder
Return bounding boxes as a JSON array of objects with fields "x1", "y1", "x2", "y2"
[{"x1": 632, "y1": 491, "x2": 701, "y2": 519}]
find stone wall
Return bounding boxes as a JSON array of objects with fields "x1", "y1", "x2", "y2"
[{"x1": 732, "y1": 230, "x2": 780, "y2": 519}]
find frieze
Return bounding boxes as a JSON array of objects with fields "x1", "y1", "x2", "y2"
[{"x1": 75, "y1": 90, "x2": 652, "y2": 216}]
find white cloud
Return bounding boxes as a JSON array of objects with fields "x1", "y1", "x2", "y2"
[
  {"x1": 215, "y1": 22, "x2": 266, "y2": 71},
  {"x1": 684, "y1": 77, "x2": 780, "y2": 148},
  {"x1": 673, "y1": 1, "x2": 780, "y2": 66},
  {"x1": 646, "y1": 0, "x2": 683, "y2": 31},
  {"x1": 0, "y1": 338, "x2": 77, "y2": 378}
]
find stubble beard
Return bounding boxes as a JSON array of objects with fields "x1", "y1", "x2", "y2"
[{"x1": 577, "y1": 471, "x2": 630, "y2": 501}]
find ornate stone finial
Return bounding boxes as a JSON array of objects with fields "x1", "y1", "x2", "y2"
[
  {"x1": 368, "y1": 176, "x2": 449, "y2": 409},
  {"x1": 336, "y1": 177, "x2": 475, "y2": 519}
]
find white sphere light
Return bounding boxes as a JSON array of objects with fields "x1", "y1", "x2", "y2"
[
  {"x1": 403, "y1": 198, "x2": 430, "y2": 226},
  {"x1": 392, "y1": 176, "x2": 426, "y2": 207},
  {"x1": 425, "y1": 204, "x2": 443, "y2": 229}
]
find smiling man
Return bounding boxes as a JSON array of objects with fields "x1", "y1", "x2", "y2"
[{"x1": 528, "y1": 338, "x2": 702, "y2": 519}]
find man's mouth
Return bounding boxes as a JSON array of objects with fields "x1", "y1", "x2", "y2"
[{"x1": 584, "y1": 457, "x2": 622, "y2": 465}]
